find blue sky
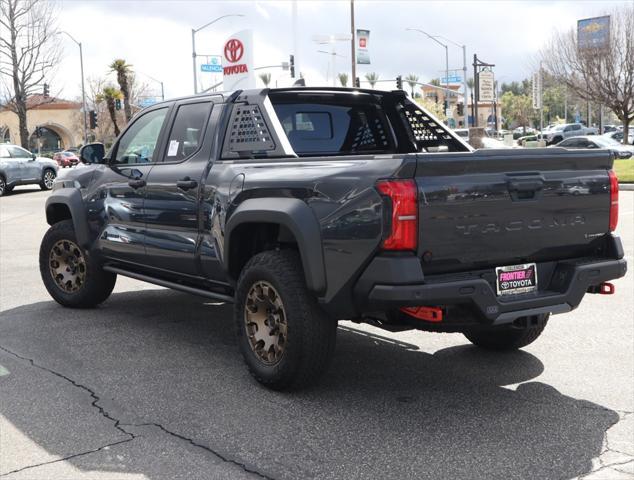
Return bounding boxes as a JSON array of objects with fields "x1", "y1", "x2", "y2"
[{"x1": 52, "y1": 0, "x2": 628, "y2": 100}]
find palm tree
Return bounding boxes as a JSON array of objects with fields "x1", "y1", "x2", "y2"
[
  {"x1": 259, "y1": 72, "x2": 271, "y2": 87},
  {"x1": 337, "y1": 72, "x2": 349, "y2": 87},
  {"x1": 97, "y1": 86, "x2": 123, "y2": 137},
  {"x1": 110, "y1": 59, "x2": 133, "y2": 123},
  {"x1": 405, "y1": 74, "x2": 419, "y2": 97},
  {"x1": 365, "y1": 72, "x2": 379, "y2": 88}
]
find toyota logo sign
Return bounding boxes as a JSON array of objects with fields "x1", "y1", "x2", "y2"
[{"x1": 224, "y1": 39, "x2": 244, "y2": 63}]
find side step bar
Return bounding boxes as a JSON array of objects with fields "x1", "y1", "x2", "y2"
[{"x1": 103, "y1": 266, "x2": 235, "y2": 303}]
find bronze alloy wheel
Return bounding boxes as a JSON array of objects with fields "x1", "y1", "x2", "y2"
[
  {"x1": 43, "y1": 170, "x2": 56, "y2": 189},
  {"x1": 244, "y1": 281, "x2": 288, "y2": 365},
  {"x1": 49, "y1": 239, "x2": 87, "y2": 293}
]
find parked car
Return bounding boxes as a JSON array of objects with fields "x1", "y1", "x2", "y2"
[
  {"x1": 554, "y1": 135, "x2": 633, "y2": 158},
  {"x1": 453, "y1": 128, "x2": 469, "y2": 142},
  {"x1": 543, "y1": 123, "x2": 598, "y2": 145},
  {"x1": 603, "y1": 129, "x2": 634, "y2": 146},
  {"x1": 39, "y1": 87, "x2": 626, "y2": 390},
  {"x1": 0, "y1": 144, "x2": 58, "y2": 196},
  {"x1": 53, "y1": 151, "x2": 80, "y2": 168}
]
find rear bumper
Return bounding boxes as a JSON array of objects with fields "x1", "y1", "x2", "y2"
[{"x1": 355, "y1": 237, "x2": 627, "y2": 325}]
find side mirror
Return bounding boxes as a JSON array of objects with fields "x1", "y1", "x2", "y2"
[
  {"x1": 30, "y1": 153, "x2": 36, "y2": 160},
  {"x1": 79, "y1": 143, "x2": 106, "y2": 164}
]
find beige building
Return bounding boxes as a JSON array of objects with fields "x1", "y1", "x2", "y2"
[{"x1": 0, "y1": 95, "x2": 83, "y2": 152}]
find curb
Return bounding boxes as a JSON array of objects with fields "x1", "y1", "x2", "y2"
[{"x1": 619, "y1": 183, "x2": 634, "y2": 191}]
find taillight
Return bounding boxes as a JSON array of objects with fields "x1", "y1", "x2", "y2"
[
  {"x1": 609, "y1": 170, "x2": 619, "y2": 232},
  {"x1": 376, "y1": 179, "x2": 418, "y2": 251}
]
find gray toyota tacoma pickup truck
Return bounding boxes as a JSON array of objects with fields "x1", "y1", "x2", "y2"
[{"x1": 39, "y1": 87, "x2": 627, "y2": 390}]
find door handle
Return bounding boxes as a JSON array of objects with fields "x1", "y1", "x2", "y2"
[
  {"x1": 176, "y1": 177, "x2": 198, "y2": 190},
  {"x1": 128, "y1": 178, "x2": 146, "y2": 189}
]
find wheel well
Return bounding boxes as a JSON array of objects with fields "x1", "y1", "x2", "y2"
[
  {"x1": 228, "y1": 222, "x2": 298, "y2": 281},
  {"x1": 46, "y1": 203, "x2": 72, "y2": 226}
]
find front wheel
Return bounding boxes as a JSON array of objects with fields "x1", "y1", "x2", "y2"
[
  {"x1": 40, "y1": 169, "x2": 56, "y2": 190},
  {"x1": 39, "y1": 220, "x2": 116, "y2": 308},
  {"x1": 463, "y1": 314, "x2": 549, "y2": 351},
  {"x1": 235, "y1": 250, "x2": 337, "y2": 390}
]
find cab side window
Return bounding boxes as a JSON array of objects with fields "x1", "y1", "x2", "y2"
[
  {"x1": 7, "y1": 146, "x2": 32, "y2": 159},
  {"x1": 164, "y1": 102, "x2": 212, "y2": 162},
  {"x1": 113, "y1": 108, "x2": 168, "y2": 165}
]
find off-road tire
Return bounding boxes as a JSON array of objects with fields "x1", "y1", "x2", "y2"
[
  {"x1": 463, "y1": 314, "x2": 549, "y2": 351},
  {"x1": 40, "y1": 168, "x2": 56, "y2": 190},
  {"x1": 40, "y1": 220, "x2": 116, "y2": 308},
  {"x1": 235, "y1": 250, "x2": 337, "y2": 390}
]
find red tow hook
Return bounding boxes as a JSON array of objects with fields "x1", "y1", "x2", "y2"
[
  {"x1": 599, "y1": 282, "x2": 615, "y2": 295},
  {"x1": 588, "y1": 282, "x2": 615, "y2": 295},
  {"x1": 401, "y1": 306, "x2": 444, "y2": 322}
]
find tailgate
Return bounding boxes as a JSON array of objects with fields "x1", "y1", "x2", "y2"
[{"x1": 416, "y1": 148, "x2": 614, "y2": 274}]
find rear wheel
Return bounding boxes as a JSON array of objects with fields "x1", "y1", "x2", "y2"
[
  {"x1": 40, "y1": 220, "x2": 116, "y2": 308},
  {"x1": 463, "y1": 314, "x2": 549, "y2": 351},
  {"x1": 40, "y1": 168, "x2": 56, "y2": 190},
  {"x1": 235, "y1": 250, "x2": 337, "y2": 390},
  {"x1": 0, "y1": 176, "x2": 6, "y2": 197}
]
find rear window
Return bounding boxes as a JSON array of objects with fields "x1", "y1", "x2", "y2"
[{"x1": 271, "y1": 100, "x2": 393, "y2": 156}]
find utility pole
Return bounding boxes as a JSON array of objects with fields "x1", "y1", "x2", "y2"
[{"x1": 350, "y1": 0, "x2": 356, "y2": 83}]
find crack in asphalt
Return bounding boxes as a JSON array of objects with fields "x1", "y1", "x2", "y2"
[
  {"x1": 122, "y1": 422, "x2": 276, "y2": 480},
  {"x1": 0, "y1": 439, "x2": 134, "y2": 477},
  {"x1": 0, "y1": 344, "x2": 274, "y2": 480}
]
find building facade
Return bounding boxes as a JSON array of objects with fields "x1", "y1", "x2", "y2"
[{"x1": 0, "y1": 95, "x2": 82, "y2": 152}]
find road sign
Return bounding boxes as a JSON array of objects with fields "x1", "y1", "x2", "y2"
[
  {"x1": 139, "y1": 97, "x2": 158, "y2": 108},
  {"x1": 441, "y1": 75, "x2": 462, "y2": 84},
  {"x1": 478, "y1": 71, "x2": 495, "y2": 102},
  {"x1": 201, "y1": 64, "x2": 223, "y2": 73},
  {"x1": 532, "y1": 71, "x2": 542, "y2": 109},
  {"x1": 201, "y1": 55, "x2": 223, "y2": 73}
]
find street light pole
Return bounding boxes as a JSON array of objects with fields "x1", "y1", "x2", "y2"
[
  {"x1": 406, "y1": 28, "x2": 449, "y2": 111},
  {"x1": 191, "y1": 13, "x2": 245, "y2": 94},
  {"x1": 59, "y1": 31, "x2": 88, "y2": 145},
  {"x1": 436, "y1": 35, "x2": 468, "y2": 128}
]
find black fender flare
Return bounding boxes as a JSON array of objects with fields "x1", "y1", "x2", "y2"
[
  {"x1": 45, "y1": 188, "x2": 91, "y2": 248},
  {"x1": 224, "y1": 198, "x2": 326, "y2": 294}
]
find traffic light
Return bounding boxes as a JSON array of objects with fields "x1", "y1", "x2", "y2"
[
  {"x1": 35, "y1": 126, "x2": 42, "y2": 138},
  {"x1": 456, "y1": 102, "x2": 464, "y2": 116},
  {"x1": 43, "y1": 83, "x2": 49, "y2": 97},
  {"x1": 115, "y1": 98, "x2": 122, "y2": 110},
  {"x1": 443, "y1": 100, "x2": 448, "y2": 110},
  {"x1": 355, "y1": 77, "x2": 360, "y2": 88},
  {"x1": 396, "y1": 75, "x2": 403, "y2": 90},
  {"x1": 89, "y1": 110, "x2": 98, "y2": 129},
  {"x1": 289, "y1": 54, "x2": 295, "y2": 78}
]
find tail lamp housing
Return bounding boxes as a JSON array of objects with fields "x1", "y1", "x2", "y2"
[
  {"x1": 376, "y1": 179, "x2": 418, "y2": 251},
  {"x1": 608, "y1": 170, "x2": 618, "y2": 232}
]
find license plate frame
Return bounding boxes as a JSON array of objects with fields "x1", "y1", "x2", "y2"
[{"x1": 495, "y1": 263, "x2": 538, "y2": 296}]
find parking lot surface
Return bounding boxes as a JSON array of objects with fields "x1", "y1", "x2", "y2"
[{"x1": 1, "y1": 185, "x2": 632, "y2": 480}]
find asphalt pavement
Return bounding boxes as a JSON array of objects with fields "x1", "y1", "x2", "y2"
[{"x1": 0, "y1": 184, "x2": 632, "y2": 480}]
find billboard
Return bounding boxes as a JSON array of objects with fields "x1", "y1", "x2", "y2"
[
  {"x1": 578, "y1": 16, "x2": 610, "y2": 50},
  {"x1": 478, "y1": 71, "x2": 495, "y2": 102},
  {"x1": 356, "y1": 29, "x2": 370, "y2": 65},
  {"x1": 223, "y1": 30, "x2": 256, "y2": 90}
]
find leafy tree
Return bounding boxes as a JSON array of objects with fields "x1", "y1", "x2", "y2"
[
  {"x1": 110, "y1": 59, "x2": 133, "y2": 122},
  {"x1": 97, "y1": 86, "x2": 123, "y2": 136},
  {"x1": 541, "y1": 4, "x2": 634, "y2": 143},
  {"x1": 259, "y1": 72, "x2": 271, "y2": 87},
  {"x1": 0, "y1": 0, "x2": 61, "y2": 148},
  {"x1": 501, "y1": 91, "x2": 535, "y2": 132},
  {"x1": 405, "y1": 74, "x2": 419, "y2": 97},
  {"x1": 415, "y1": 97, "x2": 447, "y2": 122},
  {"x1": 365, "y1": 72, "x2": 379, "y2": 88},
  {"x1": 337, "y1": 72, "x2": 348, "y2": 87}
]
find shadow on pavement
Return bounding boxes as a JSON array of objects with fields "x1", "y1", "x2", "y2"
[{"x1": 0, "y1": 289, "x2": 618, "y2": 480}]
